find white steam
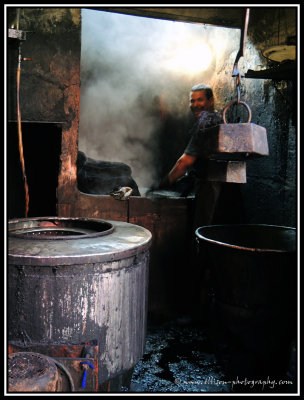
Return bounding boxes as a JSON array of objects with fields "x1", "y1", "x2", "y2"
[{"x1": 78, "y1": 9, "x2": 248, "y2": 189}]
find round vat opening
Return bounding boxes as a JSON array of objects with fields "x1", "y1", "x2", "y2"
[
  {"x1": 196, "y1": 224, "x2": 296, "y2": 252},
  {"x1": 8, "y1": 217, "x2": 114, "y2": 240}
]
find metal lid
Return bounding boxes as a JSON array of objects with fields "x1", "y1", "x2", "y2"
[
  {"x1": 263, "y1": 45, "x2": 296, "y2": 62},
  {"x1": 8, "y1": 352, "x2": 59, "y2": 392},
  {"x1": 8, "y1": 217, "x2": 152, "y2": 265}
]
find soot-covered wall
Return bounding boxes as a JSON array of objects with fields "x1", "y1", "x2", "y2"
[{"x1": 7, "y1": 7, "x2": 81, "y2": 218}]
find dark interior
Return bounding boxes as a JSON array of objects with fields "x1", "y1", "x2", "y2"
[{"x1": 6, "y1": 6, "x2": 298, "y2": 395}]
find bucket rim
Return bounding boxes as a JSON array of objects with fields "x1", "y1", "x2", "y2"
[{"x1": 195, "y1": 223, "x2": 296, "y2": 253}]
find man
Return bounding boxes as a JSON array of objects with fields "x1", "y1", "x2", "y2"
[
  {"x1": 152, "y1": 83, "x2": 223, "y2": 318},
  {"x1": 158, "y1": 83, "x2": 223, "y2": 229},
  {"x1": 162, "y1": 84, "x2": 219, "y2": 185}
]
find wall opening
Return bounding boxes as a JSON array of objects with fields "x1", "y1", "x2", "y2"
[
  {"x1": 7, "y1": 122, "x2": 62, "y2": 219},
  {"x1": 78, "y1": 9, "x2": 256, "y2": 196}
]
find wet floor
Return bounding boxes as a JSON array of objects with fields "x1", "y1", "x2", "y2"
[
  {"x1": 121, "y1": 312, "x2": 297, "y2": 395},
  {"x1": 125, "y1": 317, "x2": 230, "y2": 393}
]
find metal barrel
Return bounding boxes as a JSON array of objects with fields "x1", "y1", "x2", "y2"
[
  {"x1": 195, "y1": 224, "x2": 297, "y2": 375},
  {"x1": 8, "y1": 217, "x2": 152, "y2": 387}
]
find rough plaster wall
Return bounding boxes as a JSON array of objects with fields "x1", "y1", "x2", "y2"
[
  {"x1": 211, "y1": 45, "x2": 296, "y2": 227},
  {"x1": 7, "y1": 7, "x2": 82, "y2": 212},
  {"x1": 8, "y1": 8, "x2": 81, "y2": 123},
  {"x1": 242, "y1": 7, "x2": 297, "y2": 227},
  {"x1": 241, "y1": 80, "x2": 296, "y2": 227}
]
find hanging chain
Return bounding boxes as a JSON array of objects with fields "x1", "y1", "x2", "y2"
[
  {"x1": 222, "y1": 8, "x2": 252, "y2": 123},
  {"x1": 232, "y1": 8, "x2": 250, "y2": 104},
  {"x1": 236, "y1": 73, "x2": 241, "y2": 104}
]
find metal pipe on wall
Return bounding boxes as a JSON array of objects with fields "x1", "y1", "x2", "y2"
[{"x1": 16, "y1": 42, "x2": 29, "y2": 217}]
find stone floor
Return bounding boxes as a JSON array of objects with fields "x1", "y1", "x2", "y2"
[{"x1": 121, "y1": 312, "x2": 297, "y2": 395}]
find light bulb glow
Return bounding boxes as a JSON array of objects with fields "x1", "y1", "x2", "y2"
[{"x1": 165, "y1": 42, "x2": 213, "y2": 74}]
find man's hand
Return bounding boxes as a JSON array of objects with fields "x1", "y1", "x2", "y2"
[
  {"x1": 147, "y1": 176, "x2": 170, "y2": 194},
  {"x1": 158, "y1": 175, "x2": 170, "y2": 189}
]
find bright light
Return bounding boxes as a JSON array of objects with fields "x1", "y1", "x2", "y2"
[{"x1": 165, "y1": 42, "x2": 213, "y2": 74}]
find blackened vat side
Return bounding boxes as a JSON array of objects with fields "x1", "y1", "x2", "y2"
[{"x1": 195, "y1": 224, "x2": 297, "y2": 379}]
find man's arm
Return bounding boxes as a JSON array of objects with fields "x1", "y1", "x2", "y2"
[
  {"x1": 149, "y1": 153, "x2": 196, "y2": 192},
  {"x1": 166, "y1": 153, "x2": 196, "y2": 185}
]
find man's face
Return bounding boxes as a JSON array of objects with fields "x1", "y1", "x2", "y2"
[{"x1": 189, "y1": 90, "x2": 214, "y2": 119}]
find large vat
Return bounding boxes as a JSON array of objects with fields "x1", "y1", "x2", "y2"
[
  {"x1": 195, "y1": 224, "x2": 297, "y2": 376},
  {"x1": 8, "y1": 217, "x2": 152, "y2": 387}
]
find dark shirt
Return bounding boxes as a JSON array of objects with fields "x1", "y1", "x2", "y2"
[
  {"x1": 184, "y1": 110, "x2": 222, "y2": 179},
  {"x1": 185, "y1": 110, "x2": 222, "y2": 156}
]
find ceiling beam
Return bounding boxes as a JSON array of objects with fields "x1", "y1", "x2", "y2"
[{"x1": 86, "y1": 7, "x2": 245, "y2": 29}]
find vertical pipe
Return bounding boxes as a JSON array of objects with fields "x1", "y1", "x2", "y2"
[
  {"x1": 232, "y1": 8, "x2": 250, "y2": 76},
  {"x1": 16, "y1": 43, "x2": 29, "y2": 217},
  {"x1": 16, "y1": 8, "x2": 20, "y2": 30}
]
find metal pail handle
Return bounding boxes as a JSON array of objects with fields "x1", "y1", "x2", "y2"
[{"x1": 222, "y1": 100, "x2": 252, "y2": 124}]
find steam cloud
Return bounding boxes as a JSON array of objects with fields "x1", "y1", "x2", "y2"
[{"x1": 78, "y1": 9, "x2": 260, "y2": 191}]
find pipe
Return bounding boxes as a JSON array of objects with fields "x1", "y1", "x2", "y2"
[
  {"x1": 232, "y1": 8, "x2": 250, "y2": 77},
  {"x1": 16, "y1": 8, "x2": 20, "y2": 30},
  {"x1": 16, "y1": 43, "x2": 29, "y2": 217}
]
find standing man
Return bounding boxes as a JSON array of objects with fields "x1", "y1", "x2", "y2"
[
  {"x1": 157, "y1": 83, "x2": 223, "y2": 229},
  {"x1": 153, "y1": 83, "x2": 223, "y2": 317}
]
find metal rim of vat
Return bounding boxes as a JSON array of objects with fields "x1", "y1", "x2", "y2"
[
  {"x1": 8, "y1": 216, "x2": 115, "y2": 240},
  {"x1": 8, "y1": 217, "x2": 152, "y2": 266},
  {"x1": 195, "y1": 224, "x2": 296, "y2": 253}
]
